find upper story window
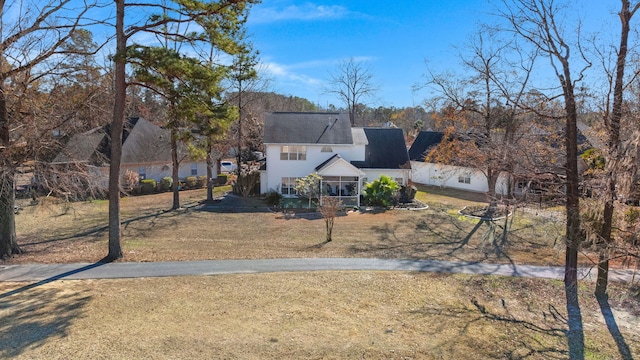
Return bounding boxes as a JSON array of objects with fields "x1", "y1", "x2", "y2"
[{"x1": 280, "y1": 145, "x2": 307, "y2": 160}]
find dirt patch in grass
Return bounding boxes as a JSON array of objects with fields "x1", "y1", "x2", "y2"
[{"x1": 1, "y1": 272, "x2": 638, "y2": 359}]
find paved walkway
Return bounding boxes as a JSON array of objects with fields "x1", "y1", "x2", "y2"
[{"x1": 0, "y1": 258, "x2": 636, "y2": 282}]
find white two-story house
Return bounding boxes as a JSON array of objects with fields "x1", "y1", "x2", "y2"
[{"x1": 261, "y1": 112, "x2": 411, "y2": 206}]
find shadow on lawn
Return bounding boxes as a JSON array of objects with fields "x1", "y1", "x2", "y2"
[
  {"x1": 195, "y1": 193, "x2": 271, "y2": 214},
  {"x1": 20, "y1": 204, "x2": 208, "y2": 252},
  {"x1": 349, "y1": 208, "x2": 517, "y2": 265},
  {"x1": 409, "y1": 298, "x2": 569, "y2": 358},
  {"x1": 0, "y1": 264, "x2": 98, "y2": 357},
  {"x1": 597, "y1": 293, "x2": 634, "y2": 360},
  {"x1": 20, "y1": 206, "x2": 193, "y2": 248}
]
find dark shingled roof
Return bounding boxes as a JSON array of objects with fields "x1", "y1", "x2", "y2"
[
  {"x1": 315, "y1": 154, "x2": 341, "y2": 171},
  {"x1": 351, "y1": 128, "x2": 410, "y2": 169},
  {"x1": 51, "y1": 132, "x2": 107, "y2": 164},
  {"x1": 408, "y1": 131, "x2": 444, "y2": 161},
  {"x1": 52, "y1": 117, "x2": 179, "y2": 165},
  {"x1": 264, "y1": 112, "x2": 353, "y2": 144}
]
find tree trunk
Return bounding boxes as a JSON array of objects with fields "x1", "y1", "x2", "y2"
[
  {"x1": 486, "y1": 167, "x2": 499, "y2": 208},
  {"x1": 171, "y1": 127, "x2": 180, "y2": 210},
  {"x1": 564, "y1": 81, "x2": 581, "y2": 288},
  {"x1": 0, "y1": 167, "x2": 21, "y2": 259},
  {"x1": 596, "y1": 0, "x2": 635, "y2": 296},
  {"x1": 0, "y1": 80, "x2": 21, "y2": 259},
  {"x1": 325, "y1": 218, "x2": 333, "y2": 242},
  {"x1": 236, "y1": 82, "x2": 243, "y2": 195},
  {"x1": 206, "y1": 142, "x2": 214, "y2": 202},
  {"x1": 107, "y1": 0, "x2": 126, "y2": 262}
]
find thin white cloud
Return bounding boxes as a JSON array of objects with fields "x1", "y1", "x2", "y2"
[
  {"x1": 249, "y1": 3, "x2": 350, "y2": 24},
  {"x1": 263, "y1": 61, "x2": 323, "y2": 87}
]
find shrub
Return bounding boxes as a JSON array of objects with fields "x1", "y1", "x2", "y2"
[
  {"x1": 264, "y1": 191, "x2": 283, "y2": 207},
  {"x1": 363, "y1": 175, "x2": 400, "y2": 207},
  {"x1": 139, "y1": 179, "x2": 157, "y2": 194},
  {"x1": 185, "y1": 176, "x2": 198, "y2": 189},
  {"x1": 216, "y1": 174, "x2": 228, "y2": 185},
  {"x1": 123, "y1": 170, "x2": 139, "y2": 193},
  {"x1": 196, "y1": 176, "x2": 207, "y2": 188},
  {"x1": 625, "y1": 207, "x2": 640, "y2": 223},
  {"x1": 399, "y1": 185, "x2": 417, "y2": 203},
  {"x1": 159, "y1": 176, "x2": 173, "y2": 192}
]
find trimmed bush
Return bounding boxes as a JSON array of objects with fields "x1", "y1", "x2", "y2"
[
  {"x1": 139, "y1": 179, "x2": 157, "y2": 194},
  {"x1": 216, "y1": 174, "x2": 228, "y2": 186},
  {"x1": 196, "y1": 175, "x2": 207, "y2": 188},
  {"x1": 264, "y1": 191, "x2": 282, "y2": 207},
  {"x1": 399, "y1": 185, "x2": 417, "y2": 203},
  {"x1": 185, "y1": 176, "x2": 198, "y2": 189},
  {"x1": 159, "y1": 176, "x2": 173, "y2": 192}
]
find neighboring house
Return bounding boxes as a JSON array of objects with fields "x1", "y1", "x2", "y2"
[
  {"x1": 409, "y1": 131, "x2": 510, "y2": 195},
  {"x1": 409, "y1": 129, "x2": 591, "y2": 197},
  {"x1": 52, "y1": 117, "x2": 214, "y2": 190},
  {"x1": 261, "y1": 112, "x2": 411, "y2": 207}
]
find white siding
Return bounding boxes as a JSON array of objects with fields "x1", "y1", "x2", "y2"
[
  {"x1": 121, "y1": 161, "x2": 211, "y2": 182},
  {"x1": 410, "y1": 161, "x2": 509, "y2": 195},
  {"x1": 362, "y1": 169, "x2": 410, "y2": 186},
  {"x1": 263, "y1": 143, "x2": 362, "y2": 194}
]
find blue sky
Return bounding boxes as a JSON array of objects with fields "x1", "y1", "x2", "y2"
[
  {"x1": 246, "y1": 0, "x2": 490, "y2": 108},
  {"x1": 245, "y1": 0, "x2": 621, "y2": 109}
]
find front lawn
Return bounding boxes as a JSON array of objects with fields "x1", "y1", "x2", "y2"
[
  {"x1": 1, "y1": 272, "x2": 638, "y2": 359},
  {"x1": 8, "y1": 186, "x2": 570, "y2": 267},
  {"x1": 3, "y1": 186, "x2": 639, "y2": 359}
]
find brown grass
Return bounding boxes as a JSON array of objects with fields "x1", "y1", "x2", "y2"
[
  {"x1": 8, "y1": 186, "x2": 573, "y2": 267},
  {"x1": 4, "y1": 187, "x2": 640, "y2": 359},
  {"x1": 1, "y1": 273, "x2": 638, "y2": 359}
]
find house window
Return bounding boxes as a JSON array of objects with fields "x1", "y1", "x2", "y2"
[
  {"x1": 138, "y1": 167, "x2": 146, "y2": 180},
  {"x1": 324, "y1": 176, "x2": 358, "y2": 196},
  {"x1": 280, "y1": 145, "x2": 307, "y2": 160},
  {"x1": 395, "y1": 178, "x2": 404, "y2": 186},
  {"x1": 321, "y1": 146, "x2": 333, "y2": 153},
  {"x1": 191, "y1": 163, "x2": 198, "y2": 176},
  {"x1": 281, "y1": 177, "x2": 299, "y2": 195},
  {"x1": 458, "y1": 175, "x2": 471, "y2": 184}
]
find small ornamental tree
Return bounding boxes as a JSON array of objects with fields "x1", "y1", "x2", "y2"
[
  {"x1": 363, "y1": 175, "x2": 400, "y2": 207},
  {"x1": 296, "y1": 173, "x2": 322, "y2": 208},
  {"x1": 318, "y1": 196, "x2": 342, "y2": 242}
]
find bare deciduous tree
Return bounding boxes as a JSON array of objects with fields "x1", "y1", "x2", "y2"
[
  {"x1": 425, "y1": 28, "x2": 537, "y2": 208},
  {"x1": 318, "y1": 196, "x2": 342, "y2": 242},
  {"x1": 0, "y1": 0, "x2": 99, "y2": 259},
  {"x1": 594, "y1": 0, "x2": 640, "y2": 297},
  {"x1": 500, "y1": 0, "x2": 589, "y2": 288},
  {"x1": 326, "y1": 58, "x2": 378, "y2": 126},
  {"x1": 499, "y1": 1, "x2": 591, "y2": 357}
]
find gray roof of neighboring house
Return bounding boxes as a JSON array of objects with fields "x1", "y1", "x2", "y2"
[
  {"x1": 121, "y1": 117, "x2": 174, "y2": 164},
  {"x1": 52, "y1": 117, "x2": 182, "y2": 166},
  {"x1": 264, "y1": 112, "x2": 353, "y2": 145},
  {"x1": 351, "y1": 128, "x2": 410, "y2": 169},
  {"x1": 51, "y1": 132, "x2": 107, "y2": 164},
  {"x1": 408, "y1": 131, "x2": 444, "y2": 161}
]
